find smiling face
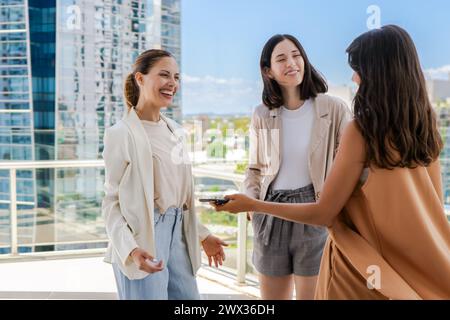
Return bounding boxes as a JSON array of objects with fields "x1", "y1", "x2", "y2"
[
  {"x1": 135, "y1": 56, "x2": 180, "y2": 108},
  {"x1": 266, "y1": 39, "x2": 305, "y2": 88}
]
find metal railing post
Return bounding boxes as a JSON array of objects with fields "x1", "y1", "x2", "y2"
[
  {"x1": 236, "y1": 212, "x2": 247, "y2": 284},
  {"x1": 234, "y1": 177, "x2": 247, "y2": 285},
  {"x1": 10, "y1": 168, "x2": 18, "y2": 255}
]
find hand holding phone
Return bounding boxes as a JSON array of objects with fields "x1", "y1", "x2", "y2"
[
  {"x1": 146, "y1": 258, "x2": 161, "y2": 266},
  {"x1": 130, "y1": 248, "x2": 164, "y2": 273},
  {"x1": 199, "y1": 198, "x2": 230, "y2": 205}
]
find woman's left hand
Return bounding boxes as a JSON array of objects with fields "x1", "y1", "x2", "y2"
[
  {"x1": 211, "y1": 194, "x2": 257, "y2": 214},
  {"x1": 201, "y1": 235, "x2": 228, "y2": 268}
]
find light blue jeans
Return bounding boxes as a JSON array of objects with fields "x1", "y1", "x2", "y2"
[{"x1": 112, "y1": 207, "x2": 200, "y2": 300}]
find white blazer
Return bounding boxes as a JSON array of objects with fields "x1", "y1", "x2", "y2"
[{"x1": 102, "y1": 108, "x2": 210, "y2": 280}]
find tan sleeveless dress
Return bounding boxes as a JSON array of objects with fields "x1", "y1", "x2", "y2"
[{"x1": 315, "y1": 164, "x2": 450, "y2": 299}]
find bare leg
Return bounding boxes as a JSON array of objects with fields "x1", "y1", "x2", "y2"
[
  {"x1": 259, "y1": 273, "x2": 294, "y2": 300},
  {"x1": 293, "y1": 275, "x2": 318, "y2": 300}
]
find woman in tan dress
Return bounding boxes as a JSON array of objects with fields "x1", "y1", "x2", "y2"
[{"x1": 213, "y1": 25, "x2": 450, "y2": 299}]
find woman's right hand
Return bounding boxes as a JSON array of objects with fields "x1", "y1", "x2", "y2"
[
  {"x1": 247, "y1": 212, "x2": 254, "y2": 221},
  {"x1": 130, "y1": 247, "x2": 164, "y2": 273}
]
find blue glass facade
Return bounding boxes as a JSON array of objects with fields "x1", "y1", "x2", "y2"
[
  {"x1": 0, "y1": 0, "x2": 35, "y2": 253},
  {"x1": 29, "y1": 0, "x2": 56, "y2": 161},
  {"x1": 0, "y1": 0, "x2": 182, "y2": 254},
  {"x1": 28, "y1": 0, "x2": 56, "y2": 252},
  {"x1": 161, "y1": 0, "x2": 181, "y2": 122}
]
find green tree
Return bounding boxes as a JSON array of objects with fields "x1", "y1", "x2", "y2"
[
  {"x1": 234, "y1": 161, "x2": 248, "y2": 174},
  {"x1": 207, "y1": 140, "x2": 227, "y2": 158}
]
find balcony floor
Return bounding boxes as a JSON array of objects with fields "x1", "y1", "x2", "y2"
[{"x1": 0, "y1": 256, "x2": 259, "y2": 300}]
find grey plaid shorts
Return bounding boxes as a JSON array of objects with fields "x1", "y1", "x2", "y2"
[{"x1": 252, "y1": 184, "x2": 328, "y2": 277}]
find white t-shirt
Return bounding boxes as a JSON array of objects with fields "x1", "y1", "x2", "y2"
[{"x1": 271, "y1": 99, "x2": 314, "y2": 190}]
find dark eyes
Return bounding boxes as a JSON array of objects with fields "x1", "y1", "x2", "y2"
[
  {"x1": 276, "y1": 54, "x2": 302, "y2": 63},
  {"x1": 160, "y1": 73, "x2": 180, "y2": 81}
]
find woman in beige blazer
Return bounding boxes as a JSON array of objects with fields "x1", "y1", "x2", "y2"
[
  {"x1": 102, "y1": 49, "x2": 227, "y2": 300},
  {"x1": 242, "y1": 34, "x2": 351, "y2": 300},
  {"x1": 214, "y1": 25, "x2": 450, "y2": 299}
]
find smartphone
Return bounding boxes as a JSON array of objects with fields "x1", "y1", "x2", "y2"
[
  {"x1": 145, "y1": 258, "x2": 160, "y2": 266},
  {"x1": 198, "y1": 198, "x2": 230, "y2": 205}
]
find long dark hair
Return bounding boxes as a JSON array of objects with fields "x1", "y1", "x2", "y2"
[
  {"x1": 347, "y1": 25, "x2": 442, "y2": 169},
  {"x1": 124, "y1": 49, "x2": 173, "y2": 110},
  {"x1": 260, "y1": 34, "x2": 327, "y2": 109}
]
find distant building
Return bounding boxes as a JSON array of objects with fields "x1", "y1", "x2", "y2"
[
  {"x1": 327, "y1": 85, "x2": 354, "y2": 110},
  {"x1": 427, "y1": 74, "x2": 450, "y2": 104},
  {"x1": 0, "y1": 0, "x2": 181, "y2": 254},
  {"x1": 435, "y1": 101, "x2": 450, "y2": 204}
]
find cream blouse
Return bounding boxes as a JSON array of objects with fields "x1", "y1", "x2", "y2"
[{"x1": 141, "y1": 118, "x2": 192, "y2": 213}]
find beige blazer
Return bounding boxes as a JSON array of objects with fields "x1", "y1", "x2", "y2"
[
  {"x1": 244, "y1": 94, "x2": 352, "y2": 201},
  {"x1": 102, "y1": 108, "x2": 210, "y2": 280}
]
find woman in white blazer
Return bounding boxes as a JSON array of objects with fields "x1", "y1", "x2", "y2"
[{"x1": 102, "y1": 49, "x2": 227, "y2": 300}]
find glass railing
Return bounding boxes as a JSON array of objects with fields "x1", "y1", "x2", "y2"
[
  {"x1": 0, "y1": 160, "x2": 252, "y2": 284},
  {"x1": 0, "y1": 160, "x2": 107, "y2": 255}
]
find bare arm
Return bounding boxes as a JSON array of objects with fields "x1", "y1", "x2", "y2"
[{"x1": 219, "y1": 121, "x2": 366, "y2": 227}]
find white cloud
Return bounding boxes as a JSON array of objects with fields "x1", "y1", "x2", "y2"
[
  {"x1": 424, "y1": 65, "x2": 450, "y2": 80},
  {"x1": 181, "y1": 74, "x2": 262, "y2": 115},
  {"x1": 182, "y1": 74, "x2": 246, "y2": 85}
]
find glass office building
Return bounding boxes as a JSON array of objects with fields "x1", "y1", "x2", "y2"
[
  {"x1": 0, "y1": 0, "x2": 181, "y2": 254},
  {"x1": 160, "y1": 0, "x2": 181, "y2": 121}
]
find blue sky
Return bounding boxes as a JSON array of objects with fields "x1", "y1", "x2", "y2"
[{"x1": 181, "y1": 0, "x2": 450, "y2": 115}]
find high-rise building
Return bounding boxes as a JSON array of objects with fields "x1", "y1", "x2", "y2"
[
  {"x1": 0, "y1": 0, "x2": 181, "y2": 254},
  {"x1": 427, "y1": 75, "x2": 450, "y2": 104},
  {"x1": 160, "y1": 0, "x2": 181, "y2": 121}
]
